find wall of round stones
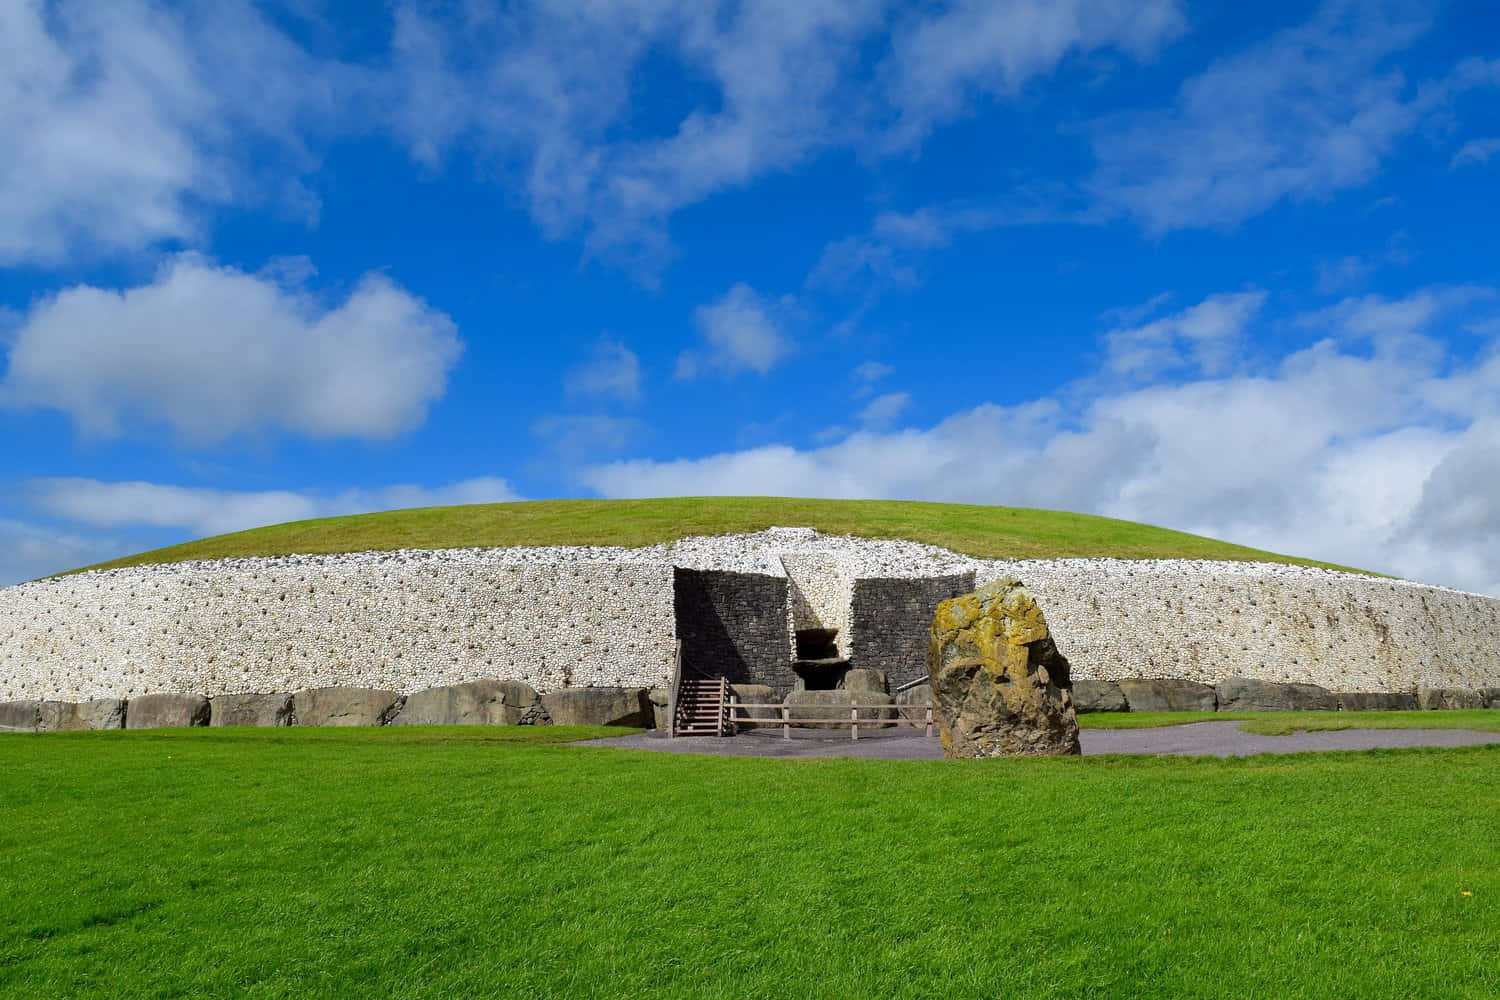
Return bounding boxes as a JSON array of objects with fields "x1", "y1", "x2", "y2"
[
  {"x1": 780, "y1": 555, "x2": 853, "y2": 659},
  {"x1": 0, "y1": 560, "x2": 676, "y2": 702},
  {"x1": 975, "y1": 560, "x2": 1500, "y2": 693}
]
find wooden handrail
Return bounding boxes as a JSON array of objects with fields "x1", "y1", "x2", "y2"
[{"x1": 666, "y1": 639, "x2": 682, "y2": 739}]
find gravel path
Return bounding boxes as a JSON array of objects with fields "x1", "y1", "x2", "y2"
[{"x1": 582, "y1": 721, "x2": 1500, "y2": 760}]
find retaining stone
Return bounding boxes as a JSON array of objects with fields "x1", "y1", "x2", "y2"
[
  {"x1": 1216, "y1": 677, "x2": 1336, "y2": 712},
  {"x1": 784, "y1": 689, "x2": 896, "y2": 729},
  {"x1": 1073, "y1": 680, "x2": 1128, "y2": 713},
  {"x1": 292, "y1": 687, "x2": 403, "y2": 727},
  {"x1": 729, "y1": 683, "x2": 779, "y2": 728},
  {"x1": 648, "y1": 687, "x2": 670, "y2": 730},
  {"x1": 1118, "y1": 678, "x2": 1217, "y2": 713},
  {"x1": 391, "y1": 680, "x2": 538, "y2": 726},
  {"x1": 540, "y1": 687, "x2": 652, "y2": 727},
  {"x1": 0, "y1": 700, "x2": 42, "y2": 732},
  {"x1": 210, "y1": 693, "x2": 293, "y2": 727},
  {"x1": 842, "y1": 668, "x2": 888, "y2": 693},
  {"x1": 1417, "y1": 686, "x2": 1486, "y2": 711},
  {"x1": 39, "y1": 699, "x2": 127, "y2": 731},
  {"x1": 126, "y1": 693, "x2": 210, "y2": 729},
  {"x1": 1335, "y1": 692, "x2": 1419, "y2": 712}
]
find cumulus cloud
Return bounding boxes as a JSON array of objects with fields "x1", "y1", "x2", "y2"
[
  {"x1": 857, "y1": 391, "x2": 912, "y2": 428},
  {"x1": 0, "y1": 0, "x2": 359, "y2": 264},
  {"x1": 25, "y1": 476, "x2": 521, "y2": 540},
  {"x1": 677, "y1": 284, "x2": 794, "y2": 379},
  {"x1": 583, "y1": 287, "x2": 1500, "y2": 595},
  {"x1": 1087, "y1": 2, "x2": 1500, "y2": 232},
  {"x1": 0, "y1": 254, "x2": 462, "y2": 444},
  {"x1": 565, "y1": 337, "x2": 643, "y2": 404},
  {"x1": 1103, "y1": 291, "x2": 1266, "y2": 379}
]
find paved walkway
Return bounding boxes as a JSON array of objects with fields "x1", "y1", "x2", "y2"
[{"x1": 582, "y1": 721, "x2": 1500, "y2": 760}]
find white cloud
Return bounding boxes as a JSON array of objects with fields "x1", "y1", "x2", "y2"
[
  {"x1": 1451, "y1": 137, "x2": 1500, "y2": 168},
  {"x1": 1086, "y1": 2, "x2": 1497, "y2": 232},
  {"x1": 25, "y1": 476, "x2": 521, "y2": 540},
  {"x1": 850, "y1": 360, "x2": 895, "y2": 397},
  {"x1": 858, "y1": 391, "x2": 912, "y2": 428},
  {"x1": 881, "y1": 0, "x2": 1186, "y2": 147},
  {"x1": 1103, "y1": 291, "x2": 1266, "y2": 379},
  {"x1": 0, "y1": 519, "x2": 130, "y2": 587},
  {"x1": 532, "y1": 414, "x2": 644, "y2": 460},
  {"x1": 565, "y1": 337, "x2": 643, "y2": 404},
  {"x1": 0, "y1": 254, "x2": 462, "y2": 444},
  {"x1": 583, "y1": 286, "x2": 1500, "y2": 595},
  {"x1": 0, "y1": 0, "x2": 357, "y2": 264},
  {"x1": 677, "y1": 284, "x2": 794, "y2": 378}
]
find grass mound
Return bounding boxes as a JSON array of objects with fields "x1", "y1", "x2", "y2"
[
  {"x1": 70, "y1": 496, "x2": 1364, "y2": 574},
  {"x1": 2, "y1": 727, "x2": 1495, "y2": 997}
]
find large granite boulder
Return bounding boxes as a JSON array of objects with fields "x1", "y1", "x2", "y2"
[
  {"x1": 1216, "y1": 677, "x2": 1336, "y2": 712},
  {"x1": 211, "y1": 693, "x2": 293, "y2": 727},
  {"x1": 1117, "y1": 678, "x2": 1217, "y2": 713},
  {"x1": 1072, "y1": 680, "x2": 1128, "y2": 713},
  {"x1": 927, "y1": 578, "x2": 1079, "y2": 758},
  {"x1": 1335, "y1": 691, "x2": 1419, "y2": 712},
  {"x1": 784, "y1": 689, "x2": 896, "y2": 729},
  {"x1": 1417, "y1": 686, "x2": 1486, "y2": 711},
  {"x1": 39, "y1": 699, "x2": 127, "y2": 731},
  {"x1": 126, "y1": 693, "x2": 210, "y2": 729},
  {"x1": 391, "y1": 680, "x2": 538, "y2": 726},
  {"x1": 540, "y1": 687, "x2": 652, "y2": 727},
  {"x1": 292, "y1": 687, "x2": 403, "y2": 727},
  {"x1": 729, "y1": 684, "x2": 779, "y2": 728},
  {"x1": 842, "y1": 668, "x2": 888, "y2": 693},
  {"x1": 0, "y1": 700, "x2": 42, "y2": 732},
  {"x1": 895, "y1": 683, "x2": 933, "y2": 725}
]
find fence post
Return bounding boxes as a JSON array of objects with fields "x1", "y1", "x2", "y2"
[
  {"x1": 925, "y1": 706, "x2": 933, "y2": 739},
  {"x1": 782, "y1": 704, "x2": 790, "y2": 741},
  {"x1": 729, "y1": 695, "x2": 739, "y2": 737},
  {"x1": 851, "y1": 704, "x2": 859, "y2": 741}
]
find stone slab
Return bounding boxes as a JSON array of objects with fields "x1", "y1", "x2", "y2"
[
  {"x1": 1117, "y1": 678, "x2": 1217, "y2": 713},
  {"x1": 1073, "y1": 680, "x2": 1128, "y2": 713},
  {"x1": 784, "y1": 689, "x2": 896, "y2": 729},
  {"x1": 0, "y1": 700, "x2": 42, "y2": 732},
  {"x1": 1417, "y1": 686, "x2": 1486, "y2": 711},
  {"x1": 895, "y1": 683, "x2": 933, "y2": 724},
  {"x1": 842, "y1": 668, "x2": 888, "y2": 693},
  {"x1": 211, "y1": 693, "x2": 293, "y2": 727},
  {"x1": 391, "y1": 679, "x2": 538, "y2": 726},
  {"x1": 125, "y1": 693, "x2": 210, "y2": 729},
  {"x1": 292, "y1": 687, "x2": 403, "y2": 727},
  {"x1": 39, "y1": 699, "x2": 127, "y2": 731},
  {"x1": 648, "y1": 687, "x2": 670, "y2": 730},
  {"x1": 1216, "y1": 677, "x2": 1336, "y2": 712},
  {"x1": 540, "y1": 687, "x2": 652, "y2": 727},
  {"x1": 729, "y1": 683, "x2": 779, "y2": 728},
  {"x1": 1334, "y1": 691, "x2": 1419, "y2": 712}
]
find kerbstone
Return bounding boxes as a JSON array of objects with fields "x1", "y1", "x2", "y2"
[
  {"x1": 1482, "y1": 688, "x2": 1500, "y2": 709},
  {"x1": 210, "y1": 693, "x2": 293, "y2": 727},
  {"x1": 540, "y1": 687, "x2": 651, "y2": 727},
  {"x1": 895, "y1": 683, "x2": 932, "y2": 724},
  {"x1": 391, "y1": 679, "x2": 537, "y2": 726},
  {"x1": 0, "y1": 700, "x2": 42, "y2": 732},
  {"x1": 648, "y1": 687, "x2": 670, "y2": 730},
  {"x1": 1417, "y1": 686, "x2": 1486, "y2": 711},
  {"x1": 292, "y1": 687, "x2": 403, "y2": 727},
  {"x1": 39, "y1": 699, "x2": 127, "y2": 731},
  {"x1": 126, "y1": 693, "x2": 210, "y2": 729},
  {"x1": 1118, "y1": 678, "x2": 1217, "y2": 713},
  {"x1": 729, "y1": 683, "x2": 778, "y2": 728},
  {"x1": 784, "y1": 689, "x2": 896, "y2": 729},
  {"x1": 1072, "y1": 680, "x2": 1128, "y2": 713},
  {"x1": 1216, "y1": 677, "x2": 1336, "y2": 712},
  {"x1": 1335, "y1": 692, "x2": 1418, "y2": 712},
  {"x1": 842, "y1": 668, "x2": 888, "y2": 693},
  {"x1": 928, "y1": 578, "x2": 1079, "y2": 758}
]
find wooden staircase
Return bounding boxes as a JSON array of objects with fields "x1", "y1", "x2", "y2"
[{"x1": 672, "y1": 674, "x2": 731, "y2": 737}]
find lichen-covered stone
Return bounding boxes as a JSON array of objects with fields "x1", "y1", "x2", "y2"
[
  {"x1": 1335, "y1": 691, "x2": 1419, "y2": 712},
  {"x1": 540, "y1": 687, "x2": 651, "y2": 727},
  {"x1": 0, "y1": 700, "x2": 42, "y2": 732},
  {"x1": 126, "y1": 693, "x2": 210, "y2": 729},
  {"x1": 390, "y1": 679, "x2": 537, "y2": 726},
  {"x1": 927, "y1": 578, "x2": 1079, "y2": 758},
  {"x1": 38, "y1": 699, "x2": 127, "y2": 731},
  {"x1": 292, "y1": 687, "x2": 403, "y2": 726},
  {"x1": 210, "y1": 693, "x2": 293, "y2": 727},
  {"x1": 1117, "y1": 678, "x2": 1217, "y2": 713},
  {"x1": 1072, "y1": 680, "x2": 1128, "y2": 713},
  {"x1": 1216, "y1": 677, "x2": 1336, "y2": 712},
  {"x1": 783, "y1": 689, "x2": 896, "y2": 728},
  {"x1": 1417, "y1": 686, "x2": 1486, "y2": 710}
]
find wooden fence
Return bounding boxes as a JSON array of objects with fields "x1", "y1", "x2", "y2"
[{"x1": 726, "y1": 699, "x2": 935, "y2": 741}]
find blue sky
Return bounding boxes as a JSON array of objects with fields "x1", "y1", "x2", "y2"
[{"x1": 2, "y1": 0, "x2": 1500, "y2": 593}]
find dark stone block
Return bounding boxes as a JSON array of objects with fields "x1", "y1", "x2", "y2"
[
  {"x1": 126, "y1": 693, "x2": 210, "y2": 729},
  {"x1": 1216, "y1": 677, "x2": 1336, "y2": 712},
  {"x1": 1334, "y1": 692, "x2": 1418, "y2": 712},
  {"x1": 39, "y1": 699, "x2": 127, "y2": 731},
  {"x1": 540, "y1": 687, "x2": 652, "y2": 727},
  {"x1": 1073, "y1": 680, "x2": 1128, "y2": 713},
  {"x1": 0, "y1": 700, "x2": 42, "y2": 732},
  {"x1": 1117, "y1": 678, "x2": 1217, "y2": 712},
  {"x1": 850, "y1": 573, "x2": 975, "y2": 691},
  {"x1": 673, "y1": 569, "x2": 792, "y2": 690},
  {"x1": 390, "y1": 680, "x2": 537, "y2": 726},
  {"x1": 1417, "y1": 686, "x2": 1486, "y2": 710},
  {"x1": 292, "y1": 687, "x2": 403, "y2": 726},
  {"x1": 210, "y1": 693, "x2": 294, "y2": 727}
]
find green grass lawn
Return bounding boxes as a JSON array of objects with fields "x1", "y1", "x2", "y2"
[
  {"x1": 1079, "y1": 709, "x2": 1500, "y2": 734},
  {"x1": 3, "y1": 728, "x2": 1496, "y2": 998},
  {"x1": 68, "y1": 496, "x2": 1368, "y2": 575}
]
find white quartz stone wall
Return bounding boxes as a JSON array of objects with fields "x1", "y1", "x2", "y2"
[
  {"x1": 780, "y1": 555, "x2": 853, "y2": 659},
  {"x1": 0, "y1": 555, "x2": 676, "y2": 701},
  {"x1": 2, "y1": 530, "x2": 1498, "y2": 702},
  {"x1": 975, "y1": 559, "x2": 1500, "y2": 692}
]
